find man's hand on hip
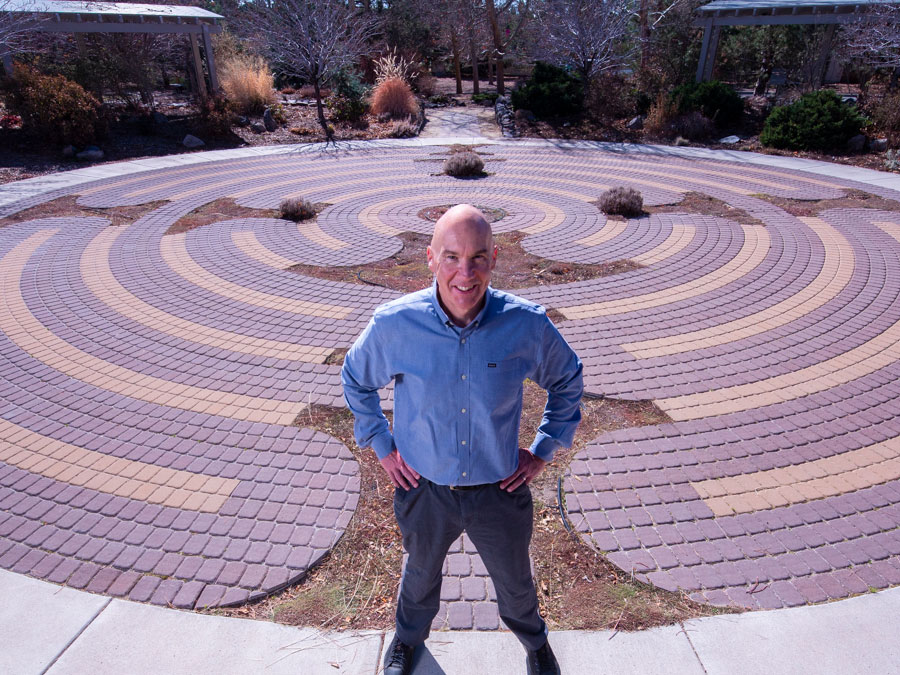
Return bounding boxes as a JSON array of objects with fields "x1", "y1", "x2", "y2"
[
  {"x1": 499, "y1": 448, "x2": 547, "y2": 492},
  {"x1": 380, "y1": 449, "x2": 420, "y2": 490}
]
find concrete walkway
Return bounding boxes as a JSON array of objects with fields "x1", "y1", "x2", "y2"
[
  {"x1": 418, "y1": 106, "x2": 502, "y2": 141},
  {"x1": 3, "y1": 568, "x2": 898, "y2": 674}
]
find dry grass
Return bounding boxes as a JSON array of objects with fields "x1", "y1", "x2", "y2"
[
  {"x1": 753, "y1": 188, "x2": 900, "y2": 217},
  {"x1": 220, "y1": 54, "x2": 276, "y2": 115},
  {"x1": 0, "y1": 195, "x2": 168, "y2": 229},
  {"x1": 646, "y1": 192, "x2": 765, "y2": 227},
  {"x1": 165, "y1": 198, "x2": 276, "y2": 236},
  {"x1": 370, "y1": 78, "x2": 418, "y2": 119}
]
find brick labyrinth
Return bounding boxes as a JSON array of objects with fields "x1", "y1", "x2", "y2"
[{"x1": 1, "y1": 147, "x2": 900, "y2": 624}]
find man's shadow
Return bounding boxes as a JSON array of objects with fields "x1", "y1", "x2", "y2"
[{"x1": 401, "y1": 644, "x2": 446, "y2": 674}]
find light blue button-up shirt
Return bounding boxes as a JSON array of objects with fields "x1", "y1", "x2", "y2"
[{"x1": 341, "y1": 283, "x2": 583, "y2": 486}]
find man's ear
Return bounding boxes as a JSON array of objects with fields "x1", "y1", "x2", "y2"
[{"x1": 426, "y1": 245, "x2": 435, "y2": 272}]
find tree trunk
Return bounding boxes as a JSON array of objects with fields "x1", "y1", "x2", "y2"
[
  {"x1": 488, "y1": 54, "x2": 494, "y2": 85},
  {"x1": 754, "y1": 34, "x2": 776, "y2": 96},
  {"x1": 450, "y1": 31, "x2": 463, "y2": 95},
  {"x1": 313, "y1": 79, "x2": 333, "y2": 143},
  {"x1": 639, "y1": 0, "x2": 650, "y2": 71},
  {"x1": 469, "y1": 33, "x2": 480, "y2": 95},
  {"x1": 485, "y1": 0, "x2": 505, "y2": 95}
]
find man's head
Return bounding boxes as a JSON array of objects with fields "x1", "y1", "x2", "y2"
[{"x1": 427, "y1": 204, "x2": 497, "y2": 327}]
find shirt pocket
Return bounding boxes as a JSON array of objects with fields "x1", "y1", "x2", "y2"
[{"x1": 480, "y1": 357, "x2": 526, "y2": 415}]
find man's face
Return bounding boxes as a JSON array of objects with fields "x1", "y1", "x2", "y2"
[{"x1": 427, "y1": 213, "x2": 497, "y2": 327}]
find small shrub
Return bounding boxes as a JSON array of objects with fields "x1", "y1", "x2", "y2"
[
  {"x1": 195, "y1": 95, "x2": 232, "y2": 138},
  {"x1": 671, "y1": 110, "x2": 715, "y2": 141},
  {"x1": 370, "y1": 77, "x2": 418, "y2": 118},
  {"x1": 443, "y1": 151, "x2": 484, "y2": 177},
  {"x1": 3, "y1": 64, "x2": 104, "y2": 146},
  {"x1": 267, "y1": 103, "x2": 287, "y2": 125},
  {"x1": 599, "y1": 187, "x2": 643, "y2": 217},
  {"x1": 297, "y1": 84, "x2": 330, "y2": 99},
  {"x1": 670, "y1": 80, "x2": 743, "y2": 128},
  {"x1": 391, "y1": 118, "x2": 418, "y2": 138},
  {"x1": 220, "y1": 54, "x2": 275, "y2": 115},
  {"x1": 280, "y1": 86, "x2": 296, "y2": 96},
  {"x1": 289, "y1": 125, "x2": 316, "y2": 136},
  {"x1": 327, "y1": 93, "x2": 367, "y2": 122},
  {"x1": 429, "y1": 93, "x2": 453, "y2": 105},
  {"x1": 866, "y1": 89, "x2": 900, "y2": 147},
  {"x1": 280, "y1": 197, "x2": 316, "y2": 221},
  {"x1": 586, "y1": 74, "x2": 637, "y2": 121},
  {"x1": 760, "y1": 89, "x2": 867, "y2": 152},
  {"x1": 510, "y1": 62, "x2": 583, "y2": 119},
  {"x1": 884, "y1": 149, "x2": 900, "y2": 171},
  {"x1": 472, "y1": 92, "x2": 499, "y2": 106}
]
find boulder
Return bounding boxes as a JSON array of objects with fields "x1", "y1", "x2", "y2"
[
  {"x1": 62, "y1": 145, "x2": 76, "y2": 158},
  {"x1": 626, "y1": 115, "x2": 643, "y2": 130},
  {"x1": 76, "y1": 146, "x2": 104, "y2": 161},
  {"x1": 872, "y1": 138, "x2": 889, "y2": 152},
  {"x1": 847, "y1": 134, "x2": 866, "y2": 152},
  {"x1": 719, "y1": 135, "x2": 740, "y2": 144},
  {"x1": 250, "y1": 122, "x2": 266, "y2": 133},
  {"x1": 182, "y1": 134, "x2": 205, "y2": 148},
  {"x1": 234, "y1": 116, "x2": 250, "y2": 127},
  {"x1": 263, "y1": 108, "x2": 277, "y2": 132}
]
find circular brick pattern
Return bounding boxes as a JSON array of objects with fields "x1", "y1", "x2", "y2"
[{"x1": 1, "y1": 145, "x2": 900, "y2": 619}]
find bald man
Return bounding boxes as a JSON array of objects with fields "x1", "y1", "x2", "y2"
[{"x1": 342, "y1": 204, "x2": 583, "y2": 675}]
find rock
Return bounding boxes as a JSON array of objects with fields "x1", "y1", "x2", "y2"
[
  {"x1": 62, "y1": 145, "x2": 76, "y2": 158},
  {"x1": 182, "y1": 134, "x2": 205, "y2": 148},
  {"x1": 250, "y1": 122, "x2": 266, "y2": 133},
  {"x1": 626, "y1": 115, "x2": 643, "y2": 130},
  {"x1": 674, "y1": 136, "x2": 690, "y2": 147},
  {"x1": 515, "y1": 108, "x2": 535, "y2": 123},
  {"x1": 233, "y1": 116, "x2": 250, "y2": 127},
  {"x1": 872, "y1": 138, "x2": 889, "y2": 152},
  {"x1": 263, "y1": 108, "x2": 277, "y2": 132},
  {"x1": 846, "y1": 134, "x2": 866, "y2": 152},
  {"x1": 76, "y1": 146, "x2": 104, "y2": 161},
  {"x1": 719, "y1": 135, "x2": 740, "y2": 144},
  {"x1": 152, "y1": 112, "x2": 169, "y2": 126}
]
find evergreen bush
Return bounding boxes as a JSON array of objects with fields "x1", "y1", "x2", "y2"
[
  {"x1": 760, "y1": 89, "x2": 866, "y2": 151},
  {"x1": 510, "y1": 62, "x2": 583, "y2": 119},
  {"x1": 670, "y1": 80, "x2": 743, "y2": 128}
]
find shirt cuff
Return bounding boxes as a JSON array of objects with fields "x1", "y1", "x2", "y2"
[
  {"x1": 530, "y1": 435, "x2": 560, "y2": 463},
  {"x1": 371, "y1": 432, "x2": 397, "y2": 461}
]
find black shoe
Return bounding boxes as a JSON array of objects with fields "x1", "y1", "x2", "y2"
[
  {"x1": 526, "y1": 640, "x2": 561, "y2": 675},
  {"x1": 383, "y1": 635, "x2": 415, "y2": 675}
]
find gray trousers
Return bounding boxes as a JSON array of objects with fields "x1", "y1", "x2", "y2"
[{"x1": 393, "y1": 478, "x2": 548, "y2": 650}]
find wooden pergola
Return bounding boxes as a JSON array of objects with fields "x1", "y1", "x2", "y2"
[
  {"x1": 1, "y1": 0, "x2": 223, "y2": 97},
  {"x1": 693, "y1": 0, "x2": 896, "y2": 82}
]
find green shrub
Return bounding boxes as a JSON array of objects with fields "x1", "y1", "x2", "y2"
[
  {"x1": 760, "y1": 89, "x2": 867, "y2": 151},
  {"x1": 195, "y1": 95, "x2": 232, "y2": 138},
  {"x1": 599, "y1": 187, "x2": 643, "y2": 217},
  {"x1": 443, "y1": 151, "x2": 484, "y2": 177},
  {"x1": 327, "y1": 93, "x2": 367, "y2": 122},
  {"x1": 280, "y1": 197, "x2": 316, "y2": 221},
  {"x1": 3, "y1": 64, "x2": 105, "y2": 146},
  {"x1": 670, "y1": 80, "x2": 743, "y2": 128},
  {"x1": 510, "y1": 62, "x2": 583, "y2": 119},
  {"x1": 472, "y1": 92, "x2": 499, "y2": 106}
]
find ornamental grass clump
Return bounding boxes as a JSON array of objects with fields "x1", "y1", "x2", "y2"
[
  {"x1": 280, "y1": 197, "x2": 316, "y2": 221},
  {"x1": 370, "y1": 77, "x2": 418, "y2": 119},
  {"x1": 443, "y1": 151, "x2": 484, "y2": 177},
  {"x1": 391, "y1": 118, "x2": 418, "y2": 138},
  {"x1": 599, "y1": 187, "x2": 643, "y2": 217},
  {"x1": 220, "y1": 54, "x2": 276, "y2": 115}
]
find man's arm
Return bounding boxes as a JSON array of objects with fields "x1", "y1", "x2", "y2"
[
  {"x1": 340, "y1": 316, "x2": 420, "y2": 490},
  {"x1": 500, "y1": 315, "x2": 583, "y2": 492},
  {"x1": 529, "y1": 316, "x2": 584, "y2": 461}
]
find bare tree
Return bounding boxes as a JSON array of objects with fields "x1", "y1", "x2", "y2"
[
  {"x1": 485, "y1": 0, "x2": 531, "y2": 95},
  {"x1": 0, "y1": 0, "x2": 48, "y2": 71},
  {"x1": 537, "y1": 0, "x2": 637, "y2": 99},
  {"x1": 842, "y1": 3, "x2": 900, "y2": 71},
  {"x1": 241, "y1": 0, "x2": 378, "y2": 142}
]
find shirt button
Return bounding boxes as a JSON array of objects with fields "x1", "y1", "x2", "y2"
[
  {"x1": 462, "y1": 472, "x2": 467, "y2": 477},
  {"x1": 461, "y1": 440, "x2": 467, "y2": 445},
  {"x1": 461, "y1": 338, "x2": 466, "y2": 344},
  {"x1": 461, "y1": 408, "x2": 466, "y2": 413},
  {"x1": 461, "y1": 374, "x2": 467, "y2": 380}
]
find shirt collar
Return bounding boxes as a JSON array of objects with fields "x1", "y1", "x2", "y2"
[{"x1": 429, "y1": 279, "x2": 494, "y2": 330}]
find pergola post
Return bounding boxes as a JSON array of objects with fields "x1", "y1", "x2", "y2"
[
  {"x1": 696, "y1": 19, "x2": 722, "y2": 82},
  {"x1": 189, "y1": 32, "x2": 208, "y2": 100},
  {"x1": 202, "y1": 24, "x2": 218, "y2": 93}
]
